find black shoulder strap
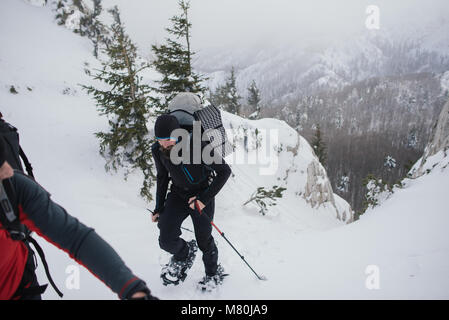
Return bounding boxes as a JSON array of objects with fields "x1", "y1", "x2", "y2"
[
  {"x1": 0, "y1": 179, "x2": 27, "y2": 240},
  {"x1": 27, "y1": 236, "x2": 64, "y2": 297},
  {"x1": 19, "y1": 146, "x2": 34, "y2": 178},
  {"x1": 0, "y1": 178, "x2": 63, "y2": 298},
  {"x1": 0, "y1": 119, "x2": 35, "y2": 178},
  {"x1": 203, "y1": 164, "x2": 217, "y2": 180}
]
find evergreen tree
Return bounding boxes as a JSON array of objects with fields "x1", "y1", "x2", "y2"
[
  {"x1": 383, "y1": 155, "x2": 397, "y2": 171},
  {"x1": 78, "y1": 0, "x2": 108, "y2": 58},
  {"x1": 55, "y1": 1, "x2": 109, "y2": 57},
  {"x1": 311, "y1": 124, "x2": 327, "y2": 166},
  {"x1": 151, "y1": 0, "x2": 207, "y2": 112},
  {"x1": 55, "y1": 0, "x2": 85, "y2": 26},
  {"x1": 360, "y1": 174, "x2": 390, "y2": 214},
  {"x1": 209, "y1": 85, "x2": 224, "y2": 109},
  {"x1": 243, "y1": 185, "x2": 287, "y2": 215},
  {"x1": 82, "y1": 6, "x2": 155, "y2": 202},
  {"x1": 337, "y1": 174, "x2": 350, "y2": 193},
  {"x1": 212, "y1": 67, "x2": 242, "y2": 115},
  {"x1": 225, "y1": 67, "x2": 241, "y2": 115},
  {"x1": 247, "y1": 80, "x2": 261, "y2": 119},
  {"x1": 359, "y1": 173, "x2": 403, "y2": 219}
]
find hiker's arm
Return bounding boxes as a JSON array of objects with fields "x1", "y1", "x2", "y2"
[
  {"x1": 196, "y1": 156, "x2": 232, "y2": 206},
  {"x1": 13, "y1": 173, "x2": 151, "y2": 299},
  {"x1": 152, "y1": 144, "x2": 169, "y2": 213}
]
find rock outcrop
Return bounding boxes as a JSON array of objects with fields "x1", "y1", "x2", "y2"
[
  {"x1": 412, "y1": 97, "x2": 449, "y2": 177},
  {"x1": 222, "y1": 112, "x2": 354, "y2": 224}
]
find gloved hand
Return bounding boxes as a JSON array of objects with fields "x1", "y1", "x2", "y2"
[{"x1": 126, "y1": 281, "x2": 159, "y2": 300}]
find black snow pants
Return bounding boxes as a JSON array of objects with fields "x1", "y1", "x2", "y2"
[{"x1": 157, "y1": 191, "x2": 218, "y2": 276}]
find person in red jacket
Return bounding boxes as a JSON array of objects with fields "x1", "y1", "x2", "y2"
[{"x1": 0, "y1": 138, "x2": 157, "y2": 300}]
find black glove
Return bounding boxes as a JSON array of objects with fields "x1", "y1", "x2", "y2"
[{"x1": 126, "y1": 281, "x2": 159, "y2": 300}]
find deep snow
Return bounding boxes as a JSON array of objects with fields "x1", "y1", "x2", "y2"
[{"x1": 1, "y1": 0, "x2": 448, "y2": 299}]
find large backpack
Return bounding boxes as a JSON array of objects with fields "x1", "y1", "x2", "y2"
[
  {"x1": 0, "y1": 114, "x2": 62, "y2": 298},
  {"x1": 0, "y1": 176, "x2": 63, "y2": 298},
  {"x1": 167, "y1": 92, "x2": 233, "y2": 158},
  {"x1": 167, "y1": 92, "x2": 203, "y2": 131},
  {"x1": 0, "y1": 114, "x2": 34, "y2": 178}
]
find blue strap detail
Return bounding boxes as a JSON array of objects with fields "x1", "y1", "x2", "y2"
[
  {"x1": 182, "y1": 165, "x2": 196, "y2": 183},
  {"x1": 182, "y1": 165, "x2": 208, "y2": 185},
  {"x1": 156, "y1": 136, "x2": 178, "y2": 141}
]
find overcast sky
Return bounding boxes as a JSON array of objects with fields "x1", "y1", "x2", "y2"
[{"x1": 100, "y1": 0, "x2": 449, "y2": 53}]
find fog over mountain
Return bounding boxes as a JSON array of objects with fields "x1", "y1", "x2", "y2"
[
  {"x1": 100, "y1": 0, "x2": 449, "y2": 52},
  {"x1": 95, "y1": 0, "x2": 449, "y2": 214}
]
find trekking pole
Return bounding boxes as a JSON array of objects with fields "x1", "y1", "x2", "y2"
[{"x1": 193, "y1": 200, "x2": 267, "y2": 281}]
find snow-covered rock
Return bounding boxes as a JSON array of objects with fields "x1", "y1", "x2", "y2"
[
  {"x1": 220, "y1": 112, "x2": 353, "y2": 224},
  {"x1": 411, "y1": 98, "x2": 449, "y2": 178},
  {"x1": 441, "y1": 71, "x2": 449, "y2": 93}
]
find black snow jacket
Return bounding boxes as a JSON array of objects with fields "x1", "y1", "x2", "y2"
[{"x1": 152, "y1": 139, "x2": 231, "y2": 213}]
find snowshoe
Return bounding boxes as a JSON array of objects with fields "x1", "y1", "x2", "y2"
[
  {"x1": 161, "y1": 240, "x2": 198, "y2": 286},
  {"x1": 197, "y1": 264, "x2": 228, "y2": 292}
]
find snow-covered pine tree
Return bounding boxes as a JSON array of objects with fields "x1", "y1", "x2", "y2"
[
  {"x1": 151, "y1": 0, "x2": 207, "y2": 112},
  {"x1": 311, "y1": 124, "x2": 327, "y2": 167},
  {"x1": 247, "y1": 80, "x2": 261, "y2": 120},
  {"x1": 243, "y1": 185, "x2": 286, "y2": 215},
  {"x1": 212, "y1": 67, "x2": 242, "y2": 115},
  {"x1": 361, "y1": 174, "x2": 392, "y2": 213},
  {"x1": 82, "y1": 6, "x2": 155, "y2": 202},
  {"x1": 384, "y1": 155, "x2": 397, "y2": 171},
  {"x1": 55, "y1": 1, "x2": 108, "y2": 57},
  {"x1": 360, "y1": 173, "x2": 403, "y2": 218},
  {"x1": 407, "y1": 129, "x2": 418, "y2": 149},
  {"x1": 77, "y1": 0, "x2": 108, "y2": 58},
  {"x1": 55, "y1": 0, "x2": 85, "y2": 28},
  {"x1": 337, "y1": 174, "x2": 350, "y2": 193}
]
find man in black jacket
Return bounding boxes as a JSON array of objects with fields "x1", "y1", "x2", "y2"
[
  {"x1": 151, "y1": 114, "x2": 231, "y2": 288},
  {"x1": 0, "y1": 138, "x2": 157, "y2": 300}
]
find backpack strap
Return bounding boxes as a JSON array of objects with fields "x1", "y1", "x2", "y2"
[
  {"x1": 14, "y1": 283, "x2": 48, "y2": 299},
  {"x1": 0, "y1": 179, "x2": 27, "y2": 241},
  {"x1": 169, "y1": 108, "x2": 194, "y2": 116},
  {"x1": 0, "y1": 179, "x2": 63, "y2": 298},
  {"x1": 27, "y1": 236, "x2": 63, "y2": 297},
  {"x1": 12, "y1": 245, "x2": 48, "y2": 300},
  {"x1": 0, "y1": 118, "x2": 34, "y2": 177},
  {"x1": 19, "y1": 146, "x2": 34, "y2": 178}
]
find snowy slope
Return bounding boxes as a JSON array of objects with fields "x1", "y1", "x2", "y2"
[{"x1": 1, "y1": 0, "x2": 448, "y2": 299}]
